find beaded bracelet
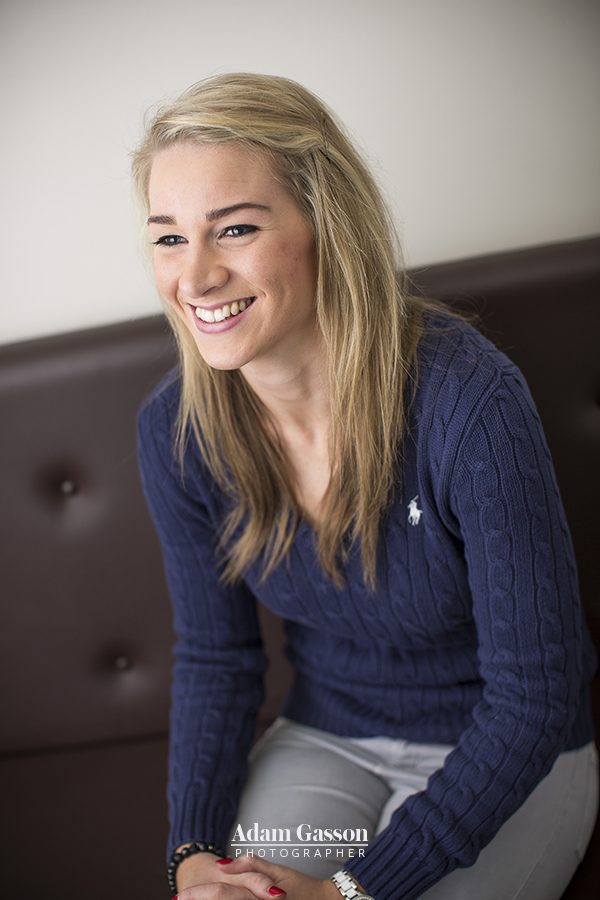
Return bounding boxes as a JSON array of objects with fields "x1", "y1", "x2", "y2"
[{"x1": 167, "y1": 840, "x2": 226, "y2": 894}]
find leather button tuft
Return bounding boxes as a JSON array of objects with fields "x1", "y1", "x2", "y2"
[
  {"x1": 59, "y1": 479, "x2": 78, "y2": 496},
  {"x1": 114, "y1": 655, "x2": 132, "y2": 671}
]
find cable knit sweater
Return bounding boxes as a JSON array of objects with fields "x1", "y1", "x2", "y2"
[{"x1": 137, "y1": 317, "x2": 596, "y2": 900}]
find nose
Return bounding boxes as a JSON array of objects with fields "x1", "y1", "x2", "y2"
[{"x1": 178, "y1": 245, "x2": 228, "y2": 299}]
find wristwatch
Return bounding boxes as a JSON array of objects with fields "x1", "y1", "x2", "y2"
[{"x1": 331, "y1": 869, "x2": 376, "y2": 899}]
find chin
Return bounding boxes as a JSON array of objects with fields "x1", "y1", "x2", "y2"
[{"x1": 191, "y1": 342, "x2": 250, "y2": 373}]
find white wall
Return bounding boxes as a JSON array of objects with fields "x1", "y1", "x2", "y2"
[{"x1": 1, "y1": 0, "x2": 598, "y2": 346}]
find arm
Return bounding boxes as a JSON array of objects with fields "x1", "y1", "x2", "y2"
[
  {"x1": 137, "y1": 385, "x2": 267, "y2": 859},
  {"x1": 345, "y1": 365, "x2": 594, "y2": 899}
]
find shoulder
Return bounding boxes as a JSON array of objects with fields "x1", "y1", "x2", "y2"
[
  {"x1": 415, "y1": 312, "x2": 528, "y2": 425},
  {"x1": 411, "y1": 312, "x2": 542, "y2": 480},
  {"x1": 136, "y1": 368, "x2": 225, "y2": 522},
  {"x1": 418, "y1": 311, "x2": 518, "y2": 388},
  {"x1": 137, "y1": 366, "x2": 181, "y2": 439},
  {"x1": 136, "y1": 366, "x2": 186, "y2": 489}
]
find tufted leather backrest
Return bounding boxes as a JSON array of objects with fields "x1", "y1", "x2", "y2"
[{"x1": 0, "y1": 318, "x2": 177, "y2": 755}]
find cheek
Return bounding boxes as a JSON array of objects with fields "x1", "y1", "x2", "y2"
[
  {"x1": 154, "y1": 261, "x2": 189, "y2": 321},
  {"x1": 272, "y1": 238, "x2": 316, "y2": 292},
  {"x1": 291, "y1": 231, "x2": 317, "y2": 285},
  {"x1": 153, "y1": 258, "x2": 168, "y2": 293},
  {"x1": 154, "y1": 260, "x2": 178, "y2": 301},
  {"x1": 290, "y1": 247, "x2": 317, "y2": 298}
]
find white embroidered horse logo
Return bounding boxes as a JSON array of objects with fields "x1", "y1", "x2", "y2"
[{"x1": 407, "y1": 496, "x2": 423, "y2": 526}]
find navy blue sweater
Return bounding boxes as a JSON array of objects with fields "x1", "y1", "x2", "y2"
[{"x1": 137, "y1": 318, "x2": 595, "y2": 900}]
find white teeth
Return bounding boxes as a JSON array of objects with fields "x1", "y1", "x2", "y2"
[
  {"x1": 194, "y1": 298, "x2": 253, "y2": 323},
  {"x1": 199, "y1": 308, "x2": 215, "y2": 323}
]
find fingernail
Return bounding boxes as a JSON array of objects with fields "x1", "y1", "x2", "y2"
[
  {"x1": 216, "y1": 857, "x2": 233, "y2": 864},
  {"x1": 268, "y1": 889, "x2": 286, "y2": 897}
]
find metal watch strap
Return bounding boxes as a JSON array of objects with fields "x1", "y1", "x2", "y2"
[{"x1": 330, "y1": 868, "x2": 376, "y2": 900}]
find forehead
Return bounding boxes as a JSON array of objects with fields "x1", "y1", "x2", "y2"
[{"x1": 148, "y1": 141, "x2": 287, "y2": 210}]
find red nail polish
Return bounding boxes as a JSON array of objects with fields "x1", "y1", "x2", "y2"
[
  {"x1": 268, "y1": 889, "x2": 286, "y2": 897},
  {"x1": 216, "y1": 857, "x2": 233, "y2": 864}
]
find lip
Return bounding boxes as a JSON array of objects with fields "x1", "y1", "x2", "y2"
[{"x1": 188, "y1": 297, "x2": 255, "y2": 334}]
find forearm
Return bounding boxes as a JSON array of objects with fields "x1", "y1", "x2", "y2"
[{"x1": 167, "y1": 670, "x2": 262, "y2": 855}]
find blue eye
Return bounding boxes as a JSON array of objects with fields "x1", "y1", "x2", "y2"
[
  {"x1": 221, "y1": 224, "x2": 258, "y2": 238},
  {"x1": 152, "y1": 234, "x2": 186, "y2": 246}
]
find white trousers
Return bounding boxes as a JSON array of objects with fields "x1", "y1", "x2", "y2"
[{"x1": 228, "y1": 718, "x2": 598, "y2": 900}]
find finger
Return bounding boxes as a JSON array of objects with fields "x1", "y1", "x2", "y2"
[
  {"x1": 216, "y1": 856, "x2": 288, "y2": 879},
  {"x1": 227, "y1": 871, "x2": 287, "y2": 898},
  {"x1": 175, "y1": 882, "x2": 263, "y2": 900},
  {"x1": 196, "y1": 859, "x2": 286, "y2": 899}
]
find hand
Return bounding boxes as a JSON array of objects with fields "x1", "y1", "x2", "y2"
[
  {"x1": 175, "y1": 851, "x2": 290, "y2": 899},
  {"x1": 175, "y1": 856, "x2": 345, "y2": 900}
]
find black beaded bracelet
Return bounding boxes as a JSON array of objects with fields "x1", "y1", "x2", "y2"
[{"x1": 167, "y1": 840, "x2": 226, "y2": 894}]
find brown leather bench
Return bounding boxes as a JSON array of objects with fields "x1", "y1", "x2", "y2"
[{"x1": 1, "y1": 237, "x2": 598, "y2": 899}]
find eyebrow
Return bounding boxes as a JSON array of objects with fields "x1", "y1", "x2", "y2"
[
  {"x1": 147, "y1": 203, "x2": 271, "y2": 227},
  {"x1": 206, "y1": 202, "x2": 271, "y2": 222}
]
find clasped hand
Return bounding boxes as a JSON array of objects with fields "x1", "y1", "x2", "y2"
[{"x1": 174, "y1": 854, "x2": 344, "y2": 900}]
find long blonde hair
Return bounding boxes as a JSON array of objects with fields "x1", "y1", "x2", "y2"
[{"x1": 132, "y1": 72, "x2": 424, "y2": 588}]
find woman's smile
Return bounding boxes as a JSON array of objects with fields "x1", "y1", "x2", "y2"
[{"x1": 190, "y1": 295, "x2": 256, "y2": 326}]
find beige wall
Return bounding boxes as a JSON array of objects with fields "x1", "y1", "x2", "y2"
[{"x1": 1, "y1": 0, "x2": 599, "y2": 345}]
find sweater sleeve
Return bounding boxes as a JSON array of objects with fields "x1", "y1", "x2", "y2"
[
  {"x1": 346, "y1": 365, "x2": 589, "y2": 899},
  {"x1": 137, "y1": 386, "x2": 267, "y2": 858}
]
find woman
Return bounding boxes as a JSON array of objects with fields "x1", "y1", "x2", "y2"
[{"x1": 133, "y1": 73, "x2": 597, "y2": 900}]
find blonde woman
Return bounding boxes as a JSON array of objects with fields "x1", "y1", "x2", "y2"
[{"x1": 134, "y1": 73, "x2": 597, "y2": 900}]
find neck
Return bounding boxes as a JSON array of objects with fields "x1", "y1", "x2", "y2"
[
  {"x1": 240, "y1": 335, "x2": 332, "y2": 526},
  {"x1": 240, "y1": 331, "x2": 330, "y2": 437}
]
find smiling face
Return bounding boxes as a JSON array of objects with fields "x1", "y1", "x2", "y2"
[{"x1": 147, "y1": 141, "x2": 319, "y2": 377}]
